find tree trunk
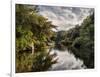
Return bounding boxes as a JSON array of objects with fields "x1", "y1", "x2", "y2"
[{"x1": 31, "y1": 42, "x2": 34, "y2": 54}]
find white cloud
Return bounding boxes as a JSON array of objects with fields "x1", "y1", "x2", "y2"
[{"x1": 38, "y1": 5, "x2": 93, "y2": 31}]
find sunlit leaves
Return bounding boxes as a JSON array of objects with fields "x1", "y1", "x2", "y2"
[{"x1": 16, "y1": 4, "x2": 57, "y2": 72}]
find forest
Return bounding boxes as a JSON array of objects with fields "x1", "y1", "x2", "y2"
[{"x1": 16, "y1": 4, "x2": 94, "y2": 73}]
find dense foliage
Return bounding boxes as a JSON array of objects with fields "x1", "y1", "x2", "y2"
[
  {"x1": 16, "y1": 4, "x2": 94, "y2": 73},
  {"x1": 16, "y1": 4, "x2": 57, "y2": 73},
  {"x1": 55, "y1": 13, "x2": 94, "y2": 68}
]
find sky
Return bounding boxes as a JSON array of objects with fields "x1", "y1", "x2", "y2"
[
  {"x1": 37, "y1": 5, "x2": 94, "y2": 70},
  {"x1": 38, "y1": 5, "x2": 94, "y2": 31}
]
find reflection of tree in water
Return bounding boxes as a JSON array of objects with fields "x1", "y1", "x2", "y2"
[
  {"x1": 16, "y1": 4, "x2": 94, "y2": 73},
  {"x1": 49, "y1": 49, "x2": 86, "y2": 71}
]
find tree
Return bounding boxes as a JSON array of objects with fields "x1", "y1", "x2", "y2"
[
  {"x1": 54, "y1": 13, "x2": 94, "y2": 68},
  {"x1": 16, "y1": 4, "x2": 57, "y2": 73},
  {"x1": 66, "y1": 13, "x2": 94, "y2": 68}
]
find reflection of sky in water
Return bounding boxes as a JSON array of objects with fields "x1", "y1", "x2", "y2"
[
  {"x1": 36, "y1": 5, "x2": 93, "y2": 70},
  {"x1": 38, "y1": 5, "x2": 93, "y2": 31},
  {"x1": 48, "y1": 49, "x2": 86, "y2": 70}
]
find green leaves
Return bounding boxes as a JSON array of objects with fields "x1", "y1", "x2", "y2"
[
  {"x1": 54, "y1": 13, "x2": 94, "y2": 68},
  {"x1": 16, "y1": 25, "x2": 33, "y2": 52},
  {"x1": 16, "y1": 53, "x2": 34, "y2": 73},
  {"x1": 32, "y1": 51, "x2": 57, "y2": 72},
  {"x1": 69, "y1": 14, "x2": 94, "y2": 68},
  {"x1": 16, "y1": 4, "x2": 57, "y2": 73}
]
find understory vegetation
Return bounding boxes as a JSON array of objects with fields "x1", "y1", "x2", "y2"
[
  {"x1": 16, "y1": 4, "x2": 57, "y2": 73},
  {"x1": 16, "y1": 4, "x2": 94, "y2": 73}
]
